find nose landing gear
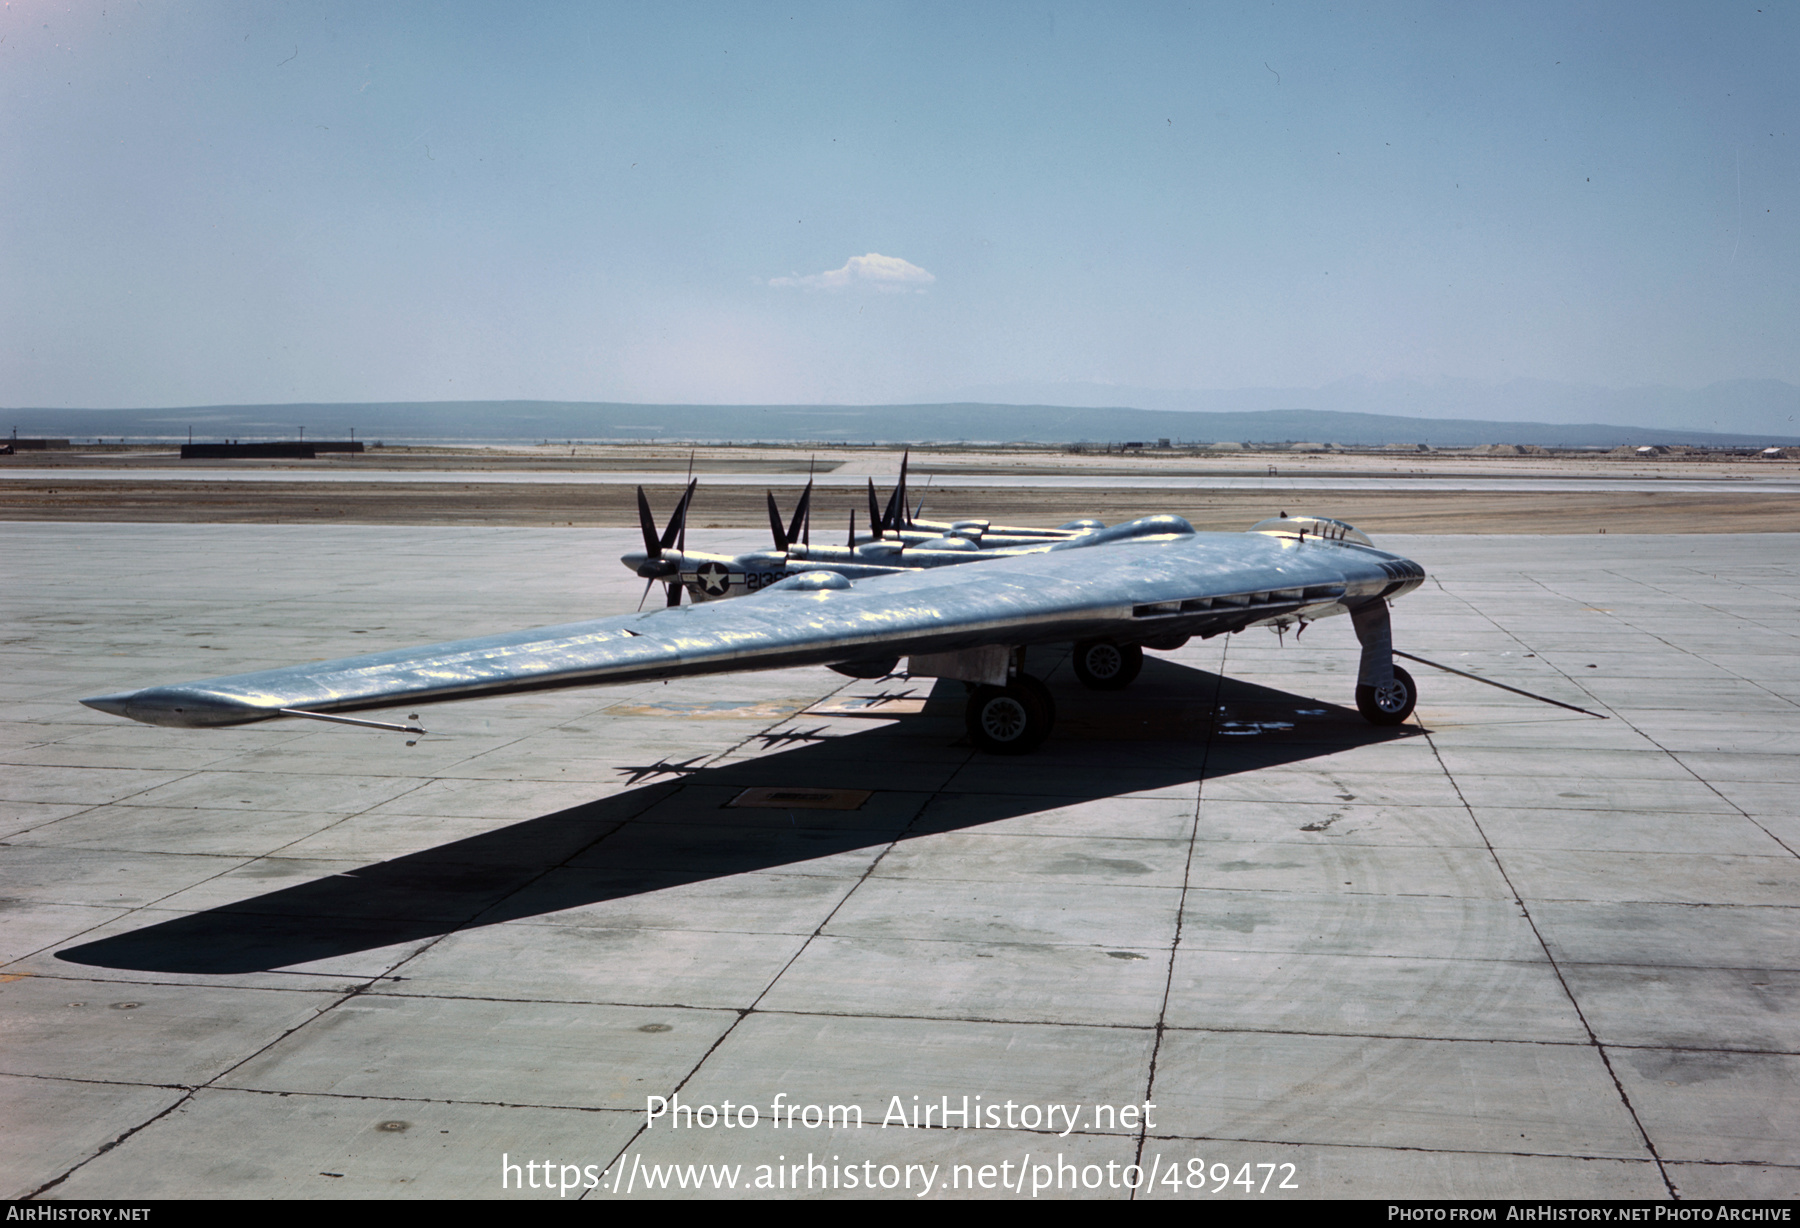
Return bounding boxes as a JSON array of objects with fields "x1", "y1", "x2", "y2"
[
  {"x1": 1350, "y1": 599, "x2": 1419, "y2": 726},
  {"x1": 1355, "y1": 664, "x2": 1417, "y2": 725}
]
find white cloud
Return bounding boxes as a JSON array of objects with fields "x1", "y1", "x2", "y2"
[{"x1": 769, "y1": 252, "x2": 936, "y2": 292}]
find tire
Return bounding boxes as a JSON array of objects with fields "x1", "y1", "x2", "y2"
[
  {"x1": 1071, "y1": 639, "x2": 1143, "y2": 691},
  {"x1": 965, "y1": 680, "x2": 1055, "y2": 754},
  {"x1": 1355, "y1": 665, "x2": 1417, "y2": 725},
  {"x1": 1013, "y1": 673, "x2": 1056, "y2": 729}
]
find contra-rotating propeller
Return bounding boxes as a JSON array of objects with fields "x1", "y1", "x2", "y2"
[
  {"x1": 632, "y1": 478, "x2": 697, "y2": 609},
  {"x1": 864, "y1": 452, "x2": 912, "y2": 540},
  {"x1": 764, "y1": 480, "x2": 813, "y2": 552}
]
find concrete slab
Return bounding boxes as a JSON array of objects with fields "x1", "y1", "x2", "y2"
[
  {"x1": 47, "y1": 1088, "x2": 641, "y2": 1200},
  {"x1": 1151, "y1": 1030, "x2": 1646, "y2": 1157},
  {"x1": 870, "y1": 831, "x2": 1193, "y2": 889},
  {"x1": 821, "y1": 875, "x2": 1183, "y2": 949},
  {"x1": 1611, "y1": 1049, "x2": 1800, "y2": 1166},
  {"x1": 475, "y1": 867, "x2": 857, "y2": 936},
  {"x1": 0, "y1": 973, "x2": 341, "y2": 1085},
  {"x1": 1561, "y1": 963, "x2": 1800, "y2": 1051},
  {"x1": 380, "y1": 920, "x2": 814, "y2": 1009},
  {"x1": 0, "y1": 899, "x2": 134, "y2": 963},
  {"x1": 0, "y1": 1074, "x2": 188, "y2": 1200},
  {"x1": 216, "y1": 993, "x2": 740, "y2": 1111},
  {"x1": 0, "y1": 802, "x2": 98, "y2": 841},
  {"x1": 7, "y1": 805, "x2": 353, "y2": 858},
  {"x1": 1500, "y1": 849, "x2": 1800, "y2": 906},
  {"x1": 0, "y1": 843, "x2": 246, "y2": 909},
  {"x1": 1178, "y1": 888, "x2": 1549, "y2": 961},
  {"x1": 676, "y1": 1011, "x2": 1159, "y2": 1129},
  {"x1": 5, "y1": 525, "x2": 1797, "y2": 1199},
  {"x1": 1131, "y1": 1143, "x2": 1666, "y2": 1201},
  {"x1": 17, "y1": 904, "x2": 438, "y2": 990},
  {"x1": 1505, "y1": 899, "x2": 1800, "y2": 971},
  {"x1": 1193, "y1": 798, "x2": 1488, "y2": 847},
  {"x1": 1164, "y1": 949, "x2": 1588, "y2": 1042},
  {"x1": 611, "y1": 1124, "x2": 1139, "y2": 1201},
  {"x1": 1663, "y1": 1163, "x2": 1800, "y2": 1200},
  {"x1": 1471, "y1": 806, "x2": 1790, "y2": 856},
  {"x1": 1185, "y1": 839, "x2": 1514, "y2": 898}
]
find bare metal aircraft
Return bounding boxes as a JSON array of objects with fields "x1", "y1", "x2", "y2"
[{"x1": 82, "y1": 512, "x2": 1428, "y2": 753}]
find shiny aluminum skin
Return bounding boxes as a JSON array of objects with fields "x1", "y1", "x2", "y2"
[{"x1": 82, "y1": 516, "x2": 1425, "y2": 729}]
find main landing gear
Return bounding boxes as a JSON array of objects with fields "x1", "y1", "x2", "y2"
[
  {"x1": 1071, "y1": 638, "x2": 1142, "y2": 691},
  {"x1": 964, "y1": 675, "x2": 1056, "y2": 755},
  {"x1": 958, "y1": 607, "x2": 1424, "y2": 751},
  {"x1": 963, "y1": 638, "x2": 1146, "y2": 753}
]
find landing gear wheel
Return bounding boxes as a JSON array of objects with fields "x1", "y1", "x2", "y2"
[
  {"x1": 1355, "y1": 665, "x2": 1417, "y2": 726},
  {"x1": 965, "y1": 678, "x2": 1055, "y2": 754},
  {"x1": 1071, "y1": 639, "x2": 1143, "y2": 691}
]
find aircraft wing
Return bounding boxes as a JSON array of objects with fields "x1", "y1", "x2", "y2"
[{"x1": 83, "y1": 517, "x2": 1424, "y2": 737}]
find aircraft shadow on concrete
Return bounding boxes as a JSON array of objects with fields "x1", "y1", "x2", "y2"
[{"x1": 59, "y1": 656, "x2": 1419, "y2": 975}]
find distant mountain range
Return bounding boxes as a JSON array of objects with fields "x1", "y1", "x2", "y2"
[
  {"x1": 8, "y1": 392, "x2": 1799, "y2": 449},
  {"x1": 934, "y1": 377, "x2": 1800, "y2": 439}
]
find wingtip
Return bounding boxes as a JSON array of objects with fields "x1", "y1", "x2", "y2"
[{"x1": 81, "y1": 693, "x2": 134, "y2": 719}]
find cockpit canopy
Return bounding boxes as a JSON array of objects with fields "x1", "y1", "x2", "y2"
[{"x1": 1248, "y1": 515, "x2": 1374, "y2": 547}]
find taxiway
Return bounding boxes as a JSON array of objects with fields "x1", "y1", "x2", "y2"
[{"x1": 2, "y1": 524, "x2": 1796, "y2": 1199}]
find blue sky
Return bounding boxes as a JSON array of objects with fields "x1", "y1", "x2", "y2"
[{"x1": 3, "y1": 2, "x2": 1795, "y2": 408}]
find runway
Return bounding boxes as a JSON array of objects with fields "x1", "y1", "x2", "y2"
[
  {"x1": 3, "y1": 524, "x2": 1796, "y2": 1200},
  {"x1": 5, "y1": 466, "x2": 1799, "y2": 495}
]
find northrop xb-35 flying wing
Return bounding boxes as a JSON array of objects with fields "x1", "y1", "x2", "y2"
[{"x1": 83, "y1": 514, "x2": 1426, "y2": 754}]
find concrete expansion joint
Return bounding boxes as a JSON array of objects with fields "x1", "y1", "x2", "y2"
[
  {"x1": 0, "y1": 1071, "x2": 194, "y2": 1093},
  {"x1": 1138, "y1": 1132, "x2": 1654, "y2": 1164},
  {"x1": 763, "y1": 1006, "x2": 1157, "y2": 1032},
  {"x1": 215, "y1": 1085, "x2": 634, "y2": 1114},
  {"x1": 1162, "y1": 1025, "x2": 1595, "y2": 1047},
  {"x1": 1602, "y1": 1041, "x2": 1800, "y2": 1058}
]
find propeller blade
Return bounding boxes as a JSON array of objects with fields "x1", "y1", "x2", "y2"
[
  {"x1": 665, "y1": 579, "x2": 683, "y2": 607},
  {"x1": 867, "y1": 479, "x2": 882, "y2": 540},
  {"x1": 847, "y1": 508, "x2": 856, "y2": 549},
  {"x1": 786, "y1": 481, "x2": 813, "y2": 549},
  {"x1": 898, "y1": 451, "x2": 911, "y2": 528},
  {"x1": 803, "y1": 458, "x2": 814, "y2": 546},
  {"x1": 765, "y1": 490, "x2": 789, "y2": 551},
  {"x1": 880, "y1": 453, "x2": 905, "y2": 532},
  {"x1": 636, "y1": 487, "x2": 661, "y2": 557},
  {"x1": 679, "y1": 452, "x2": 694, "y2": 555},
  {"x1": 914, "y1": 473, "x2": 932, "y2": 524},
  {"x1": 660, "y1": 479, "x2": 697, "y2": 551},
  {"x1": 636, "y1": 576, "x2": 656, "y2": 611}
]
